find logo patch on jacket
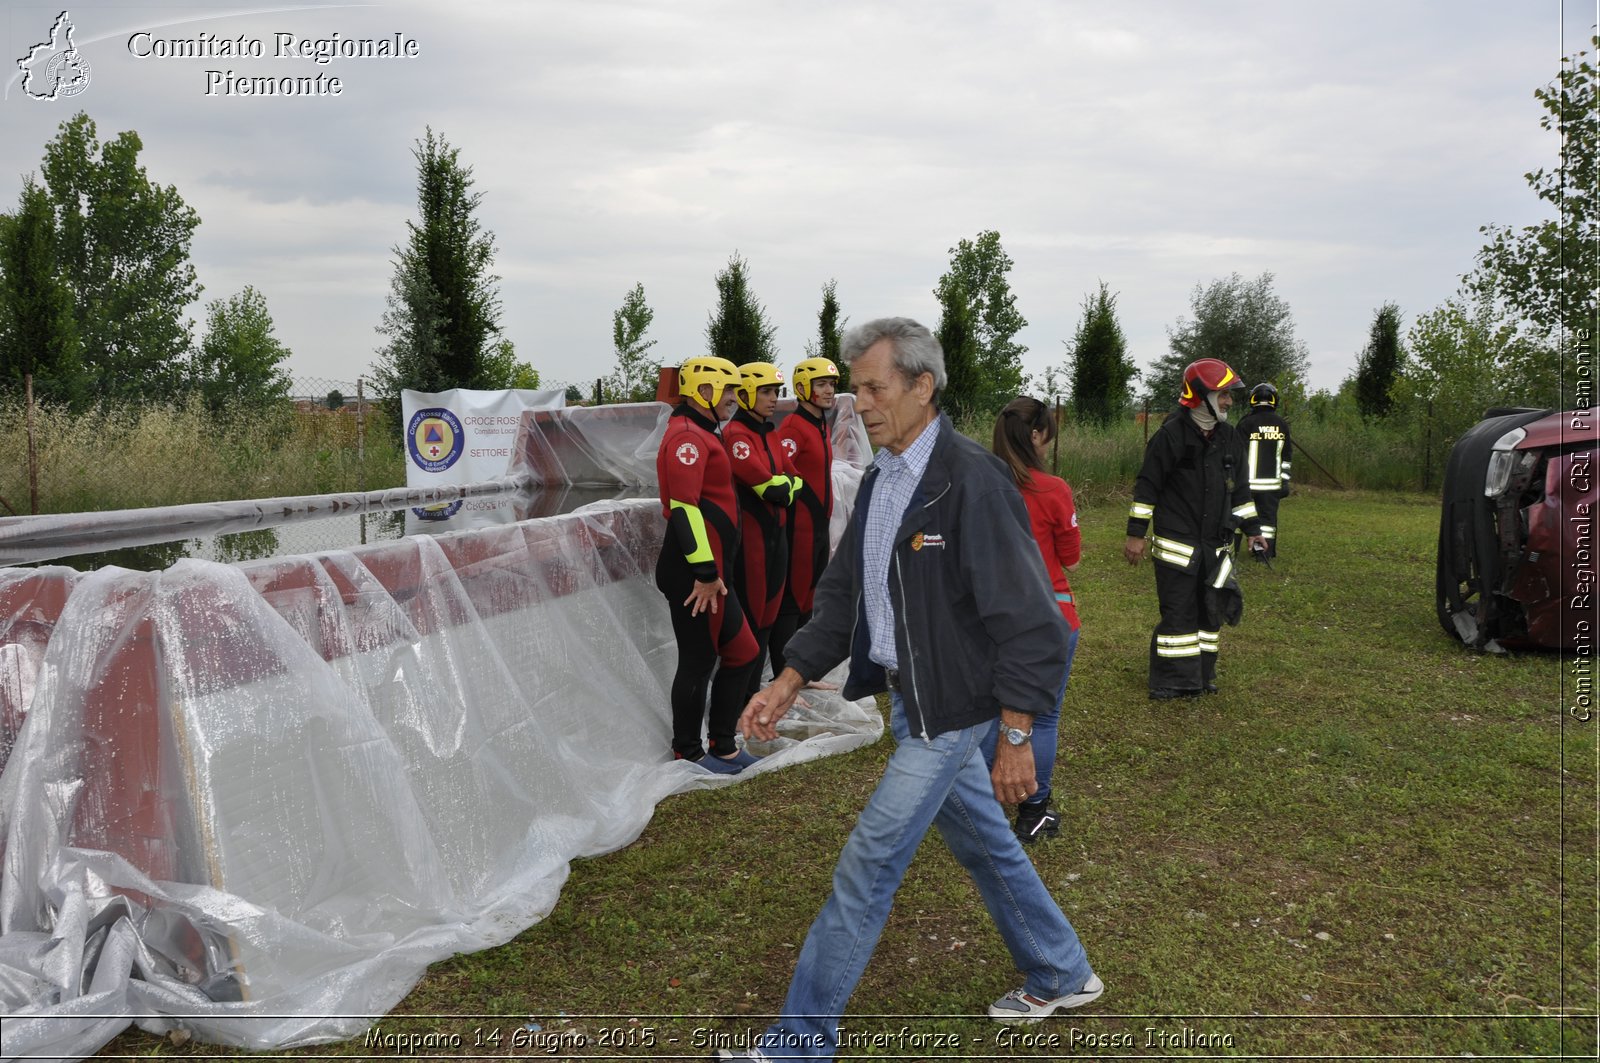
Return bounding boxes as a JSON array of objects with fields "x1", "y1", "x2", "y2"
[
  {"x1": 911, "y1": 532, "x2": 946, "y2": 551},
  {"x1": 731, "y1": 440, "x2": 751, "y2": 460},
  {"x1": 676, "y1": 442, "x2": 700, "y2": 465}
]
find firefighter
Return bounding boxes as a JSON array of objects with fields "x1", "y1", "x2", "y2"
[
  {"x1": 769, "y1": 356, "x2": 839, "y2": 678},
  {"x1": 1235, "y1": 382, "x2": 1292, "y2": 560},
  {"x1": 1123, "y1": 359, "x2": 1267, "y2": 700},
  {"x1": 656, "y1": 355, "x2": 761, "y2": 773},
  {"x1": 723, "y1": 361, "x2": 804, "y2": 699}
]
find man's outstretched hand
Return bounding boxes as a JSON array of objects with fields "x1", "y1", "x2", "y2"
[{"x1": 741, "y1": 667, "x2": 805, "y2": 742}]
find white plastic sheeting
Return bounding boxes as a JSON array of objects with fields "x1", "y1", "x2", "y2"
[{"x1": 0, "y1": 400, "x2": 880, "y2": 1061}]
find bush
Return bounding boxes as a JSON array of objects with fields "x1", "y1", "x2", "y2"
[{"x1": 955, "y1": 401, "x2": 1438, "y2": 503}]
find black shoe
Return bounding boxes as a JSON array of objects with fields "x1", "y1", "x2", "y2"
[
  {"x1": 1203, "y1": 682, "x2": 1219, "y2": 695},
  {"x1": 1148, "y1": 687, "x2": 1202, "y2": 700},
  {"x1": 1014, "y1": 801, "x2": 1059, "y2": 844}
]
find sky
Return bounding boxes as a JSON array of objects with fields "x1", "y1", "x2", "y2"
[{"x1": 1, "y1": 0, "x2": 1591, "y2": 398}]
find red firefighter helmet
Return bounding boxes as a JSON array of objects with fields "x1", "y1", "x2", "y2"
[{"x1": 1178, "y1": 358, "x2": 1244, "y2": 408}]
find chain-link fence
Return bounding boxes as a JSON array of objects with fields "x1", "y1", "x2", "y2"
[{"x1": 2, "y1": 375, "x2": 406, "y2": 520}]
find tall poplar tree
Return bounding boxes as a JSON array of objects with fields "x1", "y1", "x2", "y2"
[
  {"x1": 1353, "y1": 302, "x2": 1403, "y2": 420},
  {"x1": 1067, "y1": 282, "x2": 1138, "y2": 425},
  {"x1": 806, "y1": 278, "x2": 849, "y2": 391},
  {"x1": 705, "y1": 253, "x2": 777, "y2": 365},
  {"x1": 0, "y1": 178, "x2": 81, "y2": 404},
  {"x1": 372, "y1": 128, "x2": 504, "y2": 405},
  {"x1": 935, "y1": 276, "x2": 981, "y2": 420},
  {"x1": 933, "y1": 230, "x2": 1027, "y2": 414}
]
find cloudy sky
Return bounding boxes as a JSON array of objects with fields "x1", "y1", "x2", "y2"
[{"x1": 1, "y1": 1, "x2": 1588, "y2": 397}]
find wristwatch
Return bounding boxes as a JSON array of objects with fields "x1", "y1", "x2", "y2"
[{"x1": 1001, "y1": 724, "x2": 1033, "y2": 746}]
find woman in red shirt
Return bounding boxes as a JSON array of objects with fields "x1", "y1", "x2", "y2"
[{"x1": 982, "y1": 396, "x2": 1081, "y2": 844}]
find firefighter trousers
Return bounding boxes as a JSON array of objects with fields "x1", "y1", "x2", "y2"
[{"x1": 1148, "y1": 553, "x2": 1224, "y2": 694}]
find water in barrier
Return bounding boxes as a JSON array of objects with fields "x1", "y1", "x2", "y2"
[{"x1": 0, "y1": 399, "x2": 878, "y2": 1059}]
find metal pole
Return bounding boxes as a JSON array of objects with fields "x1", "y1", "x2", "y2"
[
  {"x1": 1052, "y1": 395, "x2": 1061, "y2": 474},
  {"x1": 25, "y1": 372, "x2": 39, "y2": 514},
  {"x1": 356, "y1": 377, "x2": 366, "y2": 494},
  {"x1": 1287, "y1": 439, "x2": 1345, "y2": 491},
  {"x1": 1423, "y1": 399, "x2": 1432, "y2": 492}
]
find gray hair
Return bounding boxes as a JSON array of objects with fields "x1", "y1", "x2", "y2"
[{"x1": 840, "y1": 317, "x2": 947, "y2": 397}]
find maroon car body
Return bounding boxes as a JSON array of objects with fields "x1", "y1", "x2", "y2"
[{"x1": 1437, "y1": 407, "x2": 1597, "y2": 651}]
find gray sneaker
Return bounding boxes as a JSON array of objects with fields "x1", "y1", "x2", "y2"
[{"x1": 988, "y1": 973, "x2": 1105, "y2": 1023}]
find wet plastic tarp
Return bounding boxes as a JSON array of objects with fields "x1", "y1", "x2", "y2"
[{"x1": 0, "y1": 401, "x2": 879, "y2": 1060}]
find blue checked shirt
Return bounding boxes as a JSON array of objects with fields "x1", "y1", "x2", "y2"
[{"x1": 863, "y1": 416, "x2": 941, "y2": 669}]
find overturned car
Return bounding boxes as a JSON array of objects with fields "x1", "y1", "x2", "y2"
[{"x1": 1437, "y1": 406, "x2": 1597, "y2": 651}]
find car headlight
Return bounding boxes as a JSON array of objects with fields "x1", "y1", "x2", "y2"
[{"x1": 1483, "y1": 426, "x2": 1534, "y2": 497}]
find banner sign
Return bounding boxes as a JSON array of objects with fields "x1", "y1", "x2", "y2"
[{"x1": 401, "y1": 387, "x2": 566, "y2": 488}]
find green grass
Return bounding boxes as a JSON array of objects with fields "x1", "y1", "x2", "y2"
[
  {"x1": 1, "y1": 398, "x2": 406, "y2": 515},
  {"x1": 100, "y1": 490, "x2": 1597, "y2": 1059}
]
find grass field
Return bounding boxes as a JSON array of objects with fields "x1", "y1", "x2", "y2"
[{"x1": 101, "y1": 487, "x2": 1596, "y2": 1060}]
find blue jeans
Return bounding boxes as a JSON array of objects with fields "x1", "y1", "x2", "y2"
[
  {"x1": 757, "y1": 695, "x2": 1093, "y2": 1060},
  {"x1": 980, "y1": 625, "x2": 1079, "y2": 805}
]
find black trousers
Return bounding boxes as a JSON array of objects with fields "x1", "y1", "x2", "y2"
[{"x1": 1147, "y1": 554, "x2": 1223, "y2": 693}]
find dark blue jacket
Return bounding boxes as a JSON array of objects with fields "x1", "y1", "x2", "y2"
[{"x1": 782, "y1": 415, "x2": 1070, "y2": 739}]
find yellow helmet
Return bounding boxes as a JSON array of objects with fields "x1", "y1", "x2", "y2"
[
  {"x1": 791, "y1": 357, "x2": 840, "y2": 403},
  {"x1": 679, "y1": 356, "x2": 739, "y2": 410},
  {"x1": 736, "y1": 361, "x2": 785, "y2": 411}
]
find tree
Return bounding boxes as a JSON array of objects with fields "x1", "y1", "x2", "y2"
[
  {"x1": 935, "y1": 276, "x2": 981, "y2": 419},
  {"x1": 604, "y1": 282, "x2": 660, "y2": 401},
  {"x1": 0, "y1": 177, "x2": 81, "y2": 403},
  {"x1": 325, "y1": 389, "x2": 346, "y2": 410},
  {"x1": 933, "y1": 230, "x2": 1027, "y2": 414},
  {"x1": 38, "y1": 112, "x2": 200, "y2": 402},
  {"x1": 1066, "y1": 282, "x2": 1139, "y2": 426},
  {"x1": 1352, "y1": 303, "x2": 1404, "y2": 420},
  {"x1": 1391, "y1": 286, "x2": 1555, "y2": 447},
  {"x1": 1146, "y1": 271, "x2": 1310, "y2": 406},
  {"x1": 805, "y1": 279, "x2": 849, "y2": 392},
  {"x1": 705, "y1": 252, "x2": 777, "y2": 364},
  {"x1": 1475, "y1": 33, "x2": 1597, "y2": 385},
  {"x1": 371, "y1": 128, "x2": 503, "y2": 406},
  {"x1": 478, "y1": 338, "x2": 540, "y2": 390},
  {"x1": 190, "y1": 286, "x2": 293, "y2": 411}
]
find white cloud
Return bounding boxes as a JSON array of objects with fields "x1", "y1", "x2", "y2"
[{"x1": 0, "y1": 0, "x2": 1575, "y2": 394}]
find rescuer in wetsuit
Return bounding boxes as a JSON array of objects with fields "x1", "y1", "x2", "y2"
[
  {"x1": 723, "y1": 361, "x2": 803, "y2": 699},
  {"x1": 1124, "y1": 359, "x2": 1266, "y2": 700},
  {"x1": 769, "y1": 356, "x2": 839, "y2": 678},
  {"x1": 656, "y1": 356, "x2": 762, "y2": 774}
]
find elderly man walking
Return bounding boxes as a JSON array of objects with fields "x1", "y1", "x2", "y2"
[{"x1": 723, "y1": 318, "x2": 1101, "y2": 1062}]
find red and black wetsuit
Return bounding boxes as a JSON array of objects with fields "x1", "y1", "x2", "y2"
[
  {"x1": 724, "y1": 409, "x2": 801, "y2": 630},
  {"x1": 769, "y1": 403, "x2": 833, "y2": 676},
  {"x1": 721, "y1": 408, "x2": 801, "y2": 697},
  {"x1": 656, "y1": 402, "x2": 758, "y2": 760}
]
